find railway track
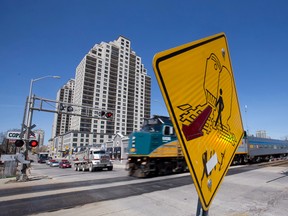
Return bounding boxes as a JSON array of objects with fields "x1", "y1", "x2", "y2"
[{"x1": 258, "y1": 158, "x2": 288, "y2": 167}]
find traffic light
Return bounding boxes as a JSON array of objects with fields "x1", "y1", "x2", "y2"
[
  {"x1": 29, "y1": 140, "x2": 39, "y2": 148},
  {"x1": 67, "y1": 106, "x2": 73, "y2": 112},
  {"x1": 15, "y1": 140, "x2": 25, "y2": 148},
  {"x1": 59, "y1": 103, "x2": 73, "y2": 112},
  {"x1": 100, "y1": 111, "x2": 113, "y2": 119}
]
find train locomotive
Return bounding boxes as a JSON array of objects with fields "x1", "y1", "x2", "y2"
[
  {"x1": 127, "y1": 115, "x2": 288, "y2": 178},
  {"x1": 127, "y1": 115, "x2": 187, "y2": 177}
]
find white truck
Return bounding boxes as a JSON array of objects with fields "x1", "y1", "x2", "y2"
[{"x1": 73, "y1": 147, "x2": 113, "y2": 172}]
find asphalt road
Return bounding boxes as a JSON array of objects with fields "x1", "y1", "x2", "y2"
[{"x1": 0, "y1": 160, "x2": 287, "y2": 216}]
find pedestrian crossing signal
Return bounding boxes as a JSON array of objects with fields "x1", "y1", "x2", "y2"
[{"x1": 29, "y1": 140, "x2": 39, "y2": 148}]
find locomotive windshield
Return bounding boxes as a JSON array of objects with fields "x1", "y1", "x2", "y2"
[{"x1": 141, "y1": 118, "x2": 162, "y2": 132}]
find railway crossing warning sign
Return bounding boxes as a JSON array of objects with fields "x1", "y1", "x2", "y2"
[{"x1": 153, "y1": 33, "x2": 244, "y2": 211}]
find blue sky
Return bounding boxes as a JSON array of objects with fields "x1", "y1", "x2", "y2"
[{"x1": 1, "y1": 0, "x2": 288, "y2": 144}]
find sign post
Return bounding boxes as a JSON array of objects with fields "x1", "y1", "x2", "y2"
[
  {"x1": 196, "y1": 197, "x2": 209, "y2": 216},
  {"x1": 153, "y1": 33, "x2": 244, "y2": 212}
]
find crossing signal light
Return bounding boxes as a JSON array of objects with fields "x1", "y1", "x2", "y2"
[
  {"x1": 29, "y1": 140, "x2": 39, "y2": 148},
  {"x1": 59, "y1": 103, "x2": 73, "y2": 112},
  {"x1": 15, "y1": 140, "x2": 25, "y2": 148},
  {"x1": 67, "y1": 106, "x2": 73, "y2": 112},
  {"x1": 106, "y1": 112, "x2": 113, "y2": 118},
  {"x1": 100, "y1": 111, "x2": 113, "y2": 119}
]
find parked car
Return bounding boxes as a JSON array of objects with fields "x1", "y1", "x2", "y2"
[
  {"x1": 50, "y1": 160, "x2": 59, "y2": 167},
  {"x1": 59, "y1": 160, "x2": 72, "y2": 168}
]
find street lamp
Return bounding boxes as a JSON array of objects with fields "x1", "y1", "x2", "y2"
[
  {"x1": 19, "y1": 75, "x2": 60, "y2": 179},
  {"x1": 20, "y1": 76, "x2": 61, "y2": 143},
  {"x1": 28, "y1": 75, "x2": 61, "y2": 105},
  {"x1": 25, "y1": 75, "x2": 61, "y2": 135}
]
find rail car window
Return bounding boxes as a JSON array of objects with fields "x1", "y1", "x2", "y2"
[{"x1": 164, "y1": 126, "x2": 175, "y2": 136}]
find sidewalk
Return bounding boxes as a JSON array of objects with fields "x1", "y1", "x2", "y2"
[{"x1": 111, "y1": 159, "x2": 127, "y2": 169}]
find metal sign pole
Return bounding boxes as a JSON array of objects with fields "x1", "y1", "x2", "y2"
[{"x1": 196, "y1": 197, "x2": 209, "y2": 216}]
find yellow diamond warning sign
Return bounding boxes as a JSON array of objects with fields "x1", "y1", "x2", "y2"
[{"x1": 153, "y1": 33, "x2": 244, "y2": 211}]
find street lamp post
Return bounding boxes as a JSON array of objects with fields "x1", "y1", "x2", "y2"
[
  {"x1": 19, "y1": 75, "x2": 60, "y2": 181},
  {"x1": 25, "y1": 76, "x2": 61, "y2": 137}
]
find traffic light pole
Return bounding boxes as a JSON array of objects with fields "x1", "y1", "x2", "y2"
[
  {"x1": 16, "y1": 76, "x2": 61, "y2": 181},
  {"x1": 16, "y1": 94, "x2": 114, "y2": 181}
]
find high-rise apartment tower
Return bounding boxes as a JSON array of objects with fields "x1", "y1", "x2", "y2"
[{"x1": 70, "y1": 36, "x2": 151, "y2": 145}]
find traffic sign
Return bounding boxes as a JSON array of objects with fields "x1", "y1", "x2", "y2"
[
  {"x1": 153, "y1": 33, "x2": 244, "y2": 210},
  {"x1": 6, "y1": 131, "x2": 38, "y2": 141}
]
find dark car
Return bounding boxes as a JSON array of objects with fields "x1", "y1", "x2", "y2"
[
  {"x1": 59, "y1": 160, "x2": 72, "y2": 168},
  {"x1": 38, "y1": 158, "x2": 46, "y2": 163}
]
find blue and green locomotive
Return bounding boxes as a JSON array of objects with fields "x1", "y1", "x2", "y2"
[
  {"x1": 126, "y1": 115, "x2": 187, "y2": 177},
  {"x1": 127, "y1": 115, "x2": 288, "y2": 177}
]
